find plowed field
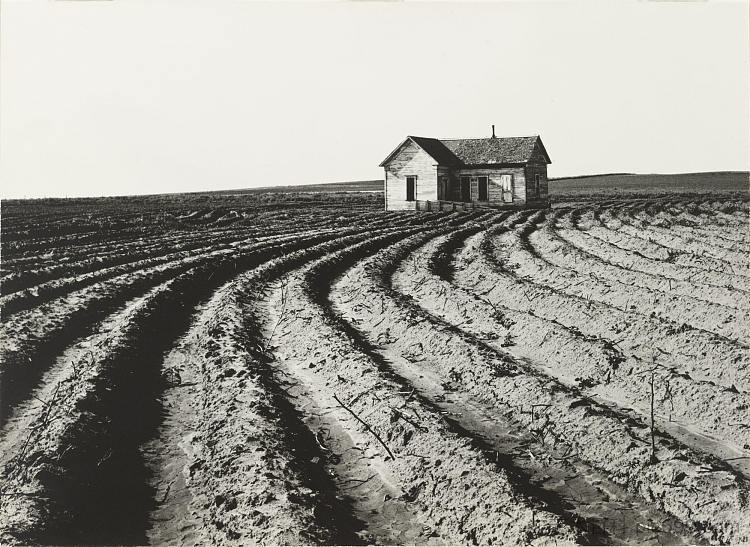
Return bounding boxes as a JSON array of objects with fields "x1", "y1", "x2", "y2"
[{"x1": 1, "y1": 193, "x2": 748, "y2": 545}]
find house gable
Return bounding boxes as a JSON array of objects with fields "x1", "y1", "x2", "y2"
[
  {"x1": 528, "y1": 138, "x2": 552, "y2": 164},
  {"x1": 383, "y1": 139, "x2": 438, "y2": 176},
  {"x1": 383, "y1": 139, "x2": 439, "y2": 210},
  {"x1": 379, "y1": 136, "x2": 459, "y2": 168}
]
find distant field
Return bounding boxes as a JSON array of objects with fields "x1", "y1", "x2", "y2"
[
  {"x1": 549, "y1": 171, "x2": 749, "y2": 201},
  {"x1": 207, "y1": 171, "x2": 750, "y2": 202},
  {"x1": 206, "y1": 179, "x2": 384, "y2": 195}
]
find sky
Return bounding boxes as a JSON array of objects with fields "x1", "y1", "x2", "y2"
[{"x1": 1, "y1": 0, "x2": 748, "y2": 199}]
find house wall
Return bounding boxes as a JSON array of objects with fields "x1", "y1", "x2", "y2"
[
  {"x1": 524, "y1": 141, "x2": 550, "y2": 201},
  {"x1": 437, "y1": 166, "x2": 451, "y2": 201},
  {"x1": 384, "y1": 140, "x2": 438, "y2": 210},
  {"x1": 524, "y1": 163, "x2": 549, "y2": 201},
  {"x1": 452, "y1": 167, "x2": 527, "y2": 204}
]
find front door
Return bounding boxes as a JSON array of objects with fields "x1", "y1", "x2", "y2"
[
  {"x1": 406, "y1": 176, "x2": 416, "y2": 202},
  {"x1": 478, "y1": 176, "x2": 488, "y2": 201},
  {"x1": 460, "y1": 176, "x2": 470, "y2": 202},
  {"x1": 439, "y1": 176, "x2": 448, "y2": 201},
  {"x1": 500, "y1": 174, "x2": 513, "y2": 202}
]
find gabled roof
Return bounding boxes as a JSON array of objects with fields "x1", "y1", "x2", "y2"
[
  {"x1": 379, "y1": 135, "x2": 551, "y2": 167},
  {"x1": 409, "y1": 137, "x2": 462, "y2": 166}
]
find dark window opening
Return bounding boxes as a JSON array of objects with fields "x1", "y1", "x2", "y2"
[
  {"x1": 478, "y1": 176, "x2": 488, "y2": 201},
  {"x1": 535, "y1": 174, "x2": 541, "y2": 197},
  {"x1": 406, "y1": 176, "x2": 416, "y2": 201}
]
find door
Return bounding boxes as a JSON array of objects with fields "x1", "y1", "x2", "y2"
[
  {"x1": 406, "y1": 176, "x2": 416, "y2": 202},
  {"x1": 439, "y1": 176, "x2": 448, "y2": 201},
  {"x1": 460, "y1": 176, "x2": 470, "y2": 202},
  {"x1": 500, "y1": 174, "x2": 513, "y2": 202},
  {"x1": 477, "y1": 176, "x2": 488, "y2": 201}
]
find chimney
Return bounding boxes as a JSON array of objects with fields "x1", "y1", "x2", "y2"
[{"x1": 491, "y1": 124, "x2": 496, "y2": 138}]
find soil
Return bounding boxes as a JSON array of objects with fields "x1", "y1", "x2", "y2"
[{"x1": 1, "y1": 195, "x2": 748, "y2": 545}]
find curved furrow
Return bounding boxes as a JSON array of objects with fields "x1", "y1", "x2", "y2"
[
  {"x1": 3, "y1": 194, "x2": 747, "y2": 545},
  {"x1": 333, "y1": 225, "x2": 703, "y2": 545},
  {"x1": 1, "y1": 212, "x2": 365, "y2": 284},
  {"x1": 498, "y1": 210, "x2": 750, "y2": 352},
  {"x1": 561, "y1": 209, "x2": 750, "y2": 299},
  {"x1": 592, "y1": 207, "x2": 750, "y2": 280},
  {"x1": 430, "y1": 225, "x2": 750, "y2": 464},
  {"x1": 0, "y1": 232, "x2": 259, "y2": 315},
  {"x1": 144, "y1": 231, "x2": 431, "y2": 545},
  {"x1": 259, "y1": 223, "x2": 589, "y2": 545},
  {"x1": 1, "y1": 226, "x2": 260, "y2": 294},
  {"x1": 642, "y1": 200, "x2": 749, "y2": 225},
  {"x1": 683, "y1": 200, "x2": 750, "y2": 227},
  {"x1": 424, "y1": 226, "x2": 750, "y2": 463},
  {"x1": 0, "y1": 207, "x2": 393, "y2": 267},
  {"x1": 484, "y1": 217, "x2": 750, "y2": 391},
  {"x1": 620, "y1": 201, "x2": 750, "y2": 255},
  {"x1": 655, "y1": 221, "x2": 750, "y2": 254},
  {"x1": 536, "y1": 212, "x2": 750, "y2": 341},
  {"x1": 0, "y1": 229, "x2": 350, "y2": 317},
  {"x1": 327, "y1": 223, "x2": 749, "y2": 544},
  {"x1": 1, "y1": 226, "x2": 147, "y2": 252},
  {"x1": 618, "y1": 208, "x2": 750, "y2": 264},
  {"x1": 568, "y1": 208, "x2": 750, "y2": 308},
  {"x1": 464, "y1": 212, "x2": 747, "y2": 396},
  {"x1": 662, "y1": 202, "x2": 750, "y2": 247},
  {"x1": 0, "y1": 229, "x2": 366, "y2": 429},
  {"x1": 1, "y1": 210, "x2": 433, "y2": 297},
  {"x1": 0, "y1": 227, "x2": 402, "y2": 544}
]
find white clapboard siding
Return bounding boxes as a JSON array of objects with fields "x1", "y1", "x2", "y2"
[{"x1": 384, "y1": 140, "x2": 438, "y2": 211}]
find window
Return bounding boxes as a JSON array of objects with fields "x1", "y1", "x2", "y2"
[
  {"x1": 501, "y1": 174, "x2": 513, "y2": 202},
  {"x1": 501, "y1": 175, "x2": 513, "y2": 193},
  {"x1": 406, "y1": 176, "x2": 416, "y2": 201},
  {"x1": 478, "y1": 176, "x2": 488, "y2": 201},
  {"x1": 535, "y1": 174, "x2": 541, "y2": 197}
]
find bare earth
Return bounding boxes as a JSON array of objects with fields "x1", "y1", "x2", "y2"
[{"x1": 0, "y1": 192, "x2": 748, "y2": 545}]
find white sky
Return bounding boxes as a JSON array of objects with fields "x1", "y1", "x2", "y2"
[{"x1": 1, "y1": 0, "x2": 748, "y2": 198}]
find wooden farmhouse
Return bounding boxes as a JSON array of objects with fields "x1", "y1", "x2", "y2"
[{"x1": 379, "y1": 128, "x2": 551, "y2": 211}]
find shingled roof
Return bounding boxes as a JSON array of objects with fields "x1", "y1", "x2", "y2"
[{"x1": 379, "y1": 135, "x2": 550, "y2": 167}]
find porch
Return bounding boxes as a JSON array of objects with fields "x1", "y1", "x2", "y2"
[{"x1": 413, "y1": 199, "x2": 550, "y2": 212}]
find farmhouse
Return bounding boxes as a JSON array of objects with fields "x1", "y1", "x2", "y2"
[{"x1": 379, "y1": 127, "x2": 551, "y2": 211}]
